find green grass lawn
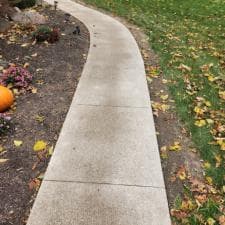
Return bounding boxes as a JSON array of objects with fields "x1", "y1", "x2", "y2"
[{"x1": 82, "y1": 0, "x2": 225, "y2": 224}]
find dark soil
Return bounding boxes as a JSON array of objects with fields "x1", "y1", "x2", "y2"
[{"x1": 0, "y1": 5, "x2": 89, "y2": 225}]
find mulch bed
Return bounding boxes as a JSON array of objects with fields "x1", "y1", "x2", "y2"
[{"x1": 0, "y1": 5, "x2": 89, "y2": 225}]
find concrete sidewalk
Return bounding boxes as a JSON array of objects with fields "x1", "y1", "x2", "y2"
[{"x1": 27, "y1": 0, "x2": 171, "y2": 224}]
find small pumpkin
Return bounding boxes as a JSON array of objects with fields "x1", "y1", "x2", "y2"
[{"x1": 0, "y1": 85, "x2": 14, "y2": 112}]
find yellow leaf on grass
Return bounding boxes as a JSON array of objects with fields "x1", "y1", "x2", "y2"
[
  {"x1": 14, "y1": 140, "x2": 23, "y2": 147},
  {"x1": 206, "y1": 119, "x2": 214, "y2": 124},
  {"x1": 206, "y1": 176, "x2": 213, "y2": 185},
  {"x1": 208, "y1": 75, "x2": 216, "y2": 82},
  {"x1": 169, "y1": 142, "x2": 181, "y2": 151},
  {"x1": 205, "y1": 101, "x2": 212, "y2": 107},
  {"x1": 219, "y1": 215, "x2": 225, "y2": 225},
  {"x1": 219, "y1": 91, "x2": 225, "y2": 100},
  {"x1": 0, "y1": 158, "x2": 9, "y2": 163},
  {"x1": 215, "y1": 155, "x2": 222, "y2": 167},
  {"x1": 195, "y1": 120, "x2": 206, "y2": 127},
  {"x1": 217, "y1": 139, "x2": 225, "y2": 151},
  {"x1": 203, "y1": 162, "x2": 211, "y2": 169},
  {"x1": 33, "y1": 140, "x2": 47, "y2": 152},
  {"x1": 207, "y1": 218, "x2": 216, "y2": 225},
  {"x1": 181, "y1": 200, "x2": 195, "y2": 211},
  {"x1": 194, "y1": 106, "x2": 205, "y2": 115},
  {"x1": 178, "y1": 63, "x2": 192, "y2": 72}
]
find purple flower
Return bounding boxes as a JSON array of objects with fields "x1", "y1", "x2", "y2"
[{"x1": 0, "y1": 66, "x2": 32, "y2": 89}]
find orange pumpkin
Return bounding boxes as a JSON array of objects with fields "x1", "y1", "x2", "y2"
[{"x1": 0, "y1": 85, "x2": 14, "y2": 112}]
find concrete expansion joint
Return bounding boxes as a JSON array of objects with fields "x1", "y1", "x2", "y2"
[
  {"x1": 75, "y1": 103, "x2": 150, "y2": 109},
  {"x1": 44, "y1": 179, "x2": 166, "y2": 190}
]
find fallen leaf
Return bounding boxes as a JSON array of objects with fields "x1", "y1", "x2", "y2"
[
  {"x1": 33, "y1": 140, "x2": 47, "y2": 152},
  {"x1": 0, "y1": 145, "x2": 4, "y2": 153},
  {"x1": 207, "y1": 218, "x2": 216, "y2": 225},
  {"x1": 178, "y1": 64, "x2": 192, "y2": 72},
  {"x1": 206, "y1": 119, "x2": 214, "y2": 124},
  {"x1": 23, "y1": 62, "x2": 29, "y2": 68},
  {"x1": 21, "y1": 43, "x2": 29, "y2": 47},
  {"x1": 170, "y1": 209, "x2": 187, "y2": 219},
  {"x1": 177, "y1": 166, "x2": 186, "y2": 180},
  {"x1": 194, "y1": 194, "x2": 207, "y2": 205},
  {"x1": 206, "y1": 176, "x2": 213, "y2": 185},
  {"x1": 160, "y1": 146, "x2": 168, "y2": 159},
  {"x1": 195, "y1": 119, "x2": 206, "y2": 127},
  {"x1": 0, "y1": 158, "x2": 9, "y2": 163},
  {"x1": 215, "y1": 155, "x2": 222, "y2": 167},
  {"x1": 31, "y1": 87, "x2": 38, "y2": 94},
  {"x1": 35, "y1": 115, "x2": 45, "y2": 122},
  {"x1": 31, "y1": 53, "x2": 38, "y2": 57},
  {"x1": 219, "y1": 91, "x2": 225, "y2": 100},
  {"x1": 219, "y1": 215, "x2": 225, "y2": 225},
  {"x1": 160, "y1": 94, "x2": 169, "y2": 101},
  {"x1": 14, "y1": 140, "x2": 23, "y2": 147},
  {"x1": 48, "y1": 146, "x2": 54, "y2": 156},
  {"x1": 181, "y1": 199, "x2": 195, "y2": 211},
  {"x1": 29, "y1": 178, "x2": 41, "y2": 190},
  {"x1": 169, "y1": 141, "x2": 181, "y2": 151},
  {"x1": 203, "y1": 162, "x2": 211, "y2": 169},
  {"x1": 217, "y1": 139, "x2": 225, "y2": 151}
]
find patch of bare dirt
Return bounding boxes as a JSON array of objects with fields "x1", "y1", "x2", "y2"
[{"x1": 0, "y1": 5, "x2": 89, "y2": 225}]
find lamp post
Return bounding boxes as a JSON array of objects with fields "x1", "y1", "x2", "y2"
[{"x1": 54, "y1": 1, "x2": 58, "y2": 10}]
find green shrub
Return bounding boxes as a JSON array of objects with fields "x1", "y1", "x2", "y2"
[
  {"x1": 14, "y1": 0, "x2": 36, "y2": 9},
  {"x1": 33, "y1": 25, "x2": 60, "y2": 43}
]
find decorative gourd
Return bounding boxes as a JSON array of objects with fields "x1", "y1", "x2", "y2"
[{"x1": 0, "y1": 85, "x2": 14, "y2": 112}]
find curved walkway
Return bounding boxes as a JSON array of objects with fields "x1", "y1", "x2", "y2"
[{"x1": 27, "y1": 0, "x2": 171, "y2": 224}]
